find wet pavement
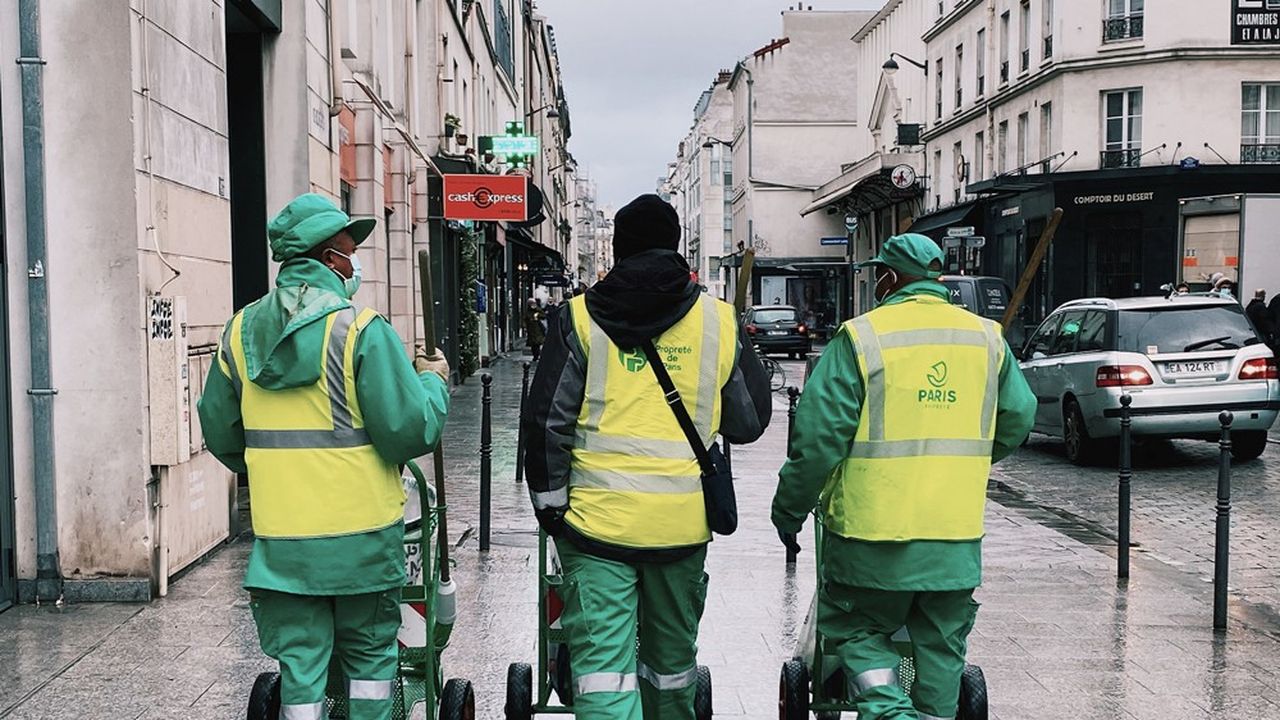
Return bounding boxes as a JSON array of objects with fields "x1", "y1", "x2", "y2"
[{"x1": 3, "y1": 354, "x2": 1280, "y2": 719}]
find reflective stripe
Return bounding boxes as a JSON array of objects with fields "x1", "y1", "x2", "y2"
[
  {"x1": 327, "y1": 309, "x2": 356, "y2": 431},
  {"x1": 280, "y1": 702, "x2": 327, "y2": 720},
  {"x1": 849, "y1": 438, "x2": 993, "y2": 459},
  {"x1": 876, "y1": 327, "x2": 990, "y2": 349},
  {"x1": 637, "y1": 662, "x2": 698, "y2": 691},
  {"x1": 584, "y1": 320, "x2": 609, "y2": 432},
  {"x1": 570, "y1": 468, "x2": 702, "y2": 494},
  {"x1": 918, "y1": 714, "x2": 955, "y2": 720},
  {"x1": 850, "y1": 317, "x2": 885, "y2": 441},
  {"x1": 694, "y1": 297, "x2": 720, "y2": 441},
  {"x1": 244, "y1": 428, "x2": 372, "y2": 449},
  {"x1": 575, "y1": 430, "x2": 693, "y2": 459},
  {"x1": 980, "y1": 322, "x2": 1001, "y2": 438},
  {"x1": 575, "y1": 671, "x2": 638, "y2": 695},
  {"x1": 852, "y1": 667, "x2": 899, "y2": 694},
  {"x1": 347, "y1": 678, "x2": 393, "y2": 700},
  {"x1": 531, "y1": 487, "x2": 569, "y2": 510},
  {"x1": 221, "y1": 319, "x2": 243, "y2": 397}
]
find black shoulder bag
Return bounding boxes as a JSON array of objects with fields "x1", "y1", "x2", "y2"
[{"x1": 640, "y1": 341, "x2": 738, "y2": 536}]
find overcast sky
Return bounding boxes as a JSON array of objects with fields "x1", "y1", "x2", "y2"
[{"x1": 536, "y1": 0, "x2": 884, "y2": 211}]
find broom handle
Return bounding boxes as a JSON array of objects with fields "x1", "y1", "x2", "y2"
[{"x1": 418, "y1": 249, "x2": 451, "y2": 583}]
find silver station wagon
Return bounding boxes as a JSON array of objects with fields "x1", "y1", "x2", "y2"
[{"x1": 1019, "y1": 295, "x2": 1280, "y2": 465}]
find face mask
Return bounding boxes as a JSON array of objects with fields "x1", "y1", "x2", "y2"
[
  {"x1": 874, "y1": 268, "x2": 898, "y2": 303},
  {"x1": 328, "y1": 249, "x2": 363, "y2": 298}
]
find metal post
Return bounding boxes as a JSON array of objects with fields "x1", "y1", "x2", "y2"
[
  {"x1": 1117, "y1": 394, "x2": 1132, "y2": 580},
  {"x1": 480, "y1": 374, "x2": 493, "y2": 552},
  {"x1": 1214, "y1": 411, "x2": 1233, "y2": 630},
  {"x1": 786, "y1": 386, "x2": 800, "y2": 566},
  {"x1": 516, "y1": 361, "x2": 530, "y2": 483}
]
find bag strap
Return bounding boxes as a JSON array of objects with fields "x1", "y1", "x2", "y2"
[{"x1": 640, "y1": 340, "x2": 716, "y2": 476}]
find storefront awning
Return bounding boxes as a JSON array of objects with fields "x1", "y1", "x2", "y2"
[
  {"x1": 801, "y1": 152, "x2": 921, "y2": 217},
  {"x1": 907, "y1": 203, "x2": 978, "y2": 235},
  {"x1": 506, "y1": 226, "x2": 564, "y2": 270}
]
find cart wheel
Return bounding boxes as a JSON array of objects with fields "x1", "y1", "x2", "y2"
[
  {"x1": 779, "y1": 659, "x2": 810, "y2": 720},
  {"x1": 694, "y1": 665, "x2": 713, "y2": 720},
  {"x1": 246, "y1": 672, "x2": 280, "y2": 720},
  {"x1": 440, "y1": 678, "x2": 476, "y2": 720},
  {"x1": 505, "y1": 663, "x2": 533, "y2": 720},
  {"x1": 958, "y1": 664, "x2": 988, "y2": 720}
]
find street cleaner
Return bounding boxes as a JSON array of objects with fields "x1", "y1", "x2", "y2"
[
  {"x1": 198, "y1": 193, "x2": 451, "y2": 720},
  {"x1": 772, "y1": 233, "x2": 1035, "y2": 720},
  {"x1": 523, "y1": 194, "x2": 772, "y2": 720}
]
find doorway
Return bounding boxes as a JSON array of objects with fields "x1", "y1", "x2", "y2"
[
  {"x1": 1086, "y1": 211, "x2": 1144, "y2": 299},
  {"x1": 226, "y1": 3, "x2": 270, "y2": 310}
]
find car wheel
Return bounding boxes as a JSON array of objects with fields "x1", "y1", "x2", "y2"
[
  {"x1": 1231, "y1": 430, "x2": 1268, "y2": 462},
  {"x1": 1063, "y1": 400, "x2": 1098, "y2": 466}
]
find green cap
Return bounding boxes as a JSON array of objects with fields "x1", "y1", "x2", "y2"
[
  {"x1": 267, "y1": 193, "x2": 377, "y2": 262},
  {"x1": 858, "y1": 232, "x2": 945, "y2": 279}
]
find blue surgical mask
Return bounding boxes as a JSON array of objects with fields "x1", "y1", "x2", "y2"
[{"x1": 328, "y1": 250, "x2": 363, "y2": 298}]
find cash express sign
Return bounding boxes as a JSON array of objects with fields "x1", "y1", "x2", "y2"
[{"x1": 443, "y1": 174, "x2": 529, "y2": 222}]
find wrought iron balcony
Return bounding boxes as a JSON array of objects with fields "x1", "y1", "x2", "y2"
[
  {"x1": 1241, "y1": 144, "x2": 1280, "y2": 164},
  {"x1": 1100, "y1": 148, "x2": 1142, "y2": 169},
  {"x1": 1103, "y1": 15, "x2": 1144, "y2": 42}
]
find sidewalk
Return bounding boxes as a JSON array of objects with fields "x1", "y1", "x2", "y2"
[{"x1": 2, "y1": 356, "x2": 1280, "y2": 718}]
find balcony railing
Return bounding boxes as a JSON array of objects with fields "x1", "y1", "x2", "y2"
[
  {"x1": 1103, "y1": 14, "x2": 1144, "y2": 42},
  {"x1": 1000, "y1": 61, "x2": 1009, "y2": 84},
  {"x1": 1100, "y1": 148, "x2": 1142, "y2": 169},
  {"x1": 1043, "y1": 35, "x2": 1053, "y2": 59},
  {"x1": 1242, "y1": 143, "x2": 1280, "y2": 164}
]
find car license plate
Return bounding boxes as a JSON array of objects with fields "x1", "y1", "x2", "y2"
[
  {"x1": 768, "y1": 330, "x2": 787, "y2": 336},
  {"x1": 1163, "y1": 360, "x2": 1224, "y2": 376}
]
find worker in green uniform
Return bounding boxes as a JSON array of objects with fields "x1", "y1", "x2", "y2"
[
  {"x1": 524, "y1": 194, "x2": 772, "y2": 720},
  {"x1": 198, "y1": 193, "x2": 451, "y2": 720},
  {"x1": 772, "y1": 233, "x2": 1036, "y2": 720}
]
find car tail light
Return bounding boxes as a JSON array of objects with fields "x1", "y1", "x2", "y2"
[
  {"x1": 1096, "y1": 365, "x2": 1153, "y2": 388},
  {"x1": 797, "y1": 324, "x2": 808, "y2": 335},
  {"x1": 1238, "y1": 357, "x2": 1279, "y2": 380},
  {"x1": 745, "y1": 324, "x2": 758, "y2": 335}
]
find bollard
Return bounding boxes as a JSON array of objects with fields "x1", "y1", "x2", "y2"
[
  {"x1": 786, "y1": 386, "x2": 800, "y2": 566},
  {"x1": 1117, "y1": 394, "x2": 1133, "y2": 580},
  {"x1": 1214, "y1": 411, "x2": 1233, "y2": 630},
  {"x1": 515, "y1": 361, "x2": 531, "y2": 483},
  {"x1": 480, "y1": 374, "x2": 493, "y2": 552}
]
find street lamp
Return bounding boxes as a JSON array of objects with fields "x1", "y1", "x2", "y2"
[
  {"x1": 701, "y1": 137, "x2": 732, "y2": 150},
  {"x1": 883, "y1": 53, "x2": 928, "y2": 75},
  {"x1": 525, "y1": 103, "x2": 560, "y2": 119}
]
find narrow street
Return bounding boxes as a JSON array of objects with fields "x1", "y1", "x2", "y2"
[{"x1": 4, "y1": 356, "x2": 1280, "y2": 719}]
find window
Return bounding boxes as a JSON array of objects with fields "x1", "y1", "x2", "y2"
[
  {"x1": 1116, "y1": 306, "x2": 1258, "y2": 354},
  {"x1": 1104, "y1": 0, "x2": 1144, "y2": 42},
  {"x1": 1049, "y1": 311, "x2": 1087, "y2": 355},
  {"x1": 999, "y1": 11, "x2": 1010, "y2": 84},
  {"x1": 1242, "y1": 83, "x2": 1280, "y2": 164},
  {"x1": 936, "y1": 57, "x2": 944, "y2": 122},
  {"x1": 723, "y1": 153, "x2": 733, "y2": 187},
  {"x1": 1102, "y1": 89, "x2": 1143, "y2": 168},
  {"x1": 1040, "y1": 102, "x2": 1054, "y2": 172},
  {"x1": 937, "y1": 0, "x2": 945, "y2": 19},
  {"x1": 953, "y1": 141, "x2": 964, "y2": 202},
  {"x1": 1017, "y1": 112, "x2": 1029, "y2": 168},
  {"x1": 1043, "y1": 0, "x2": 1055, "y2": 59},
  {"x1": 998, "y1": 120, "x2": 1009, "y2": 173},
  {"x1": 1026, "y1": 314, "x2": 1062, "y2": 358},
  {"x1": 955, "y1": 44, "x2": 964, "y2": 109},
  {"x1": 974, "y1": 131, "x2": 985, "y2": 179},
  {"x1": 710, "y1": 145, "x2": 721, "y2": 187},
  {"x1": 1077, "y1": 311, "x2": 1108, "y2": 353},
  {"x1": 1019, "y1": 0, "x2": 1031, "y2": 73},
  {"x1": 934, "y1": 149, "x2": 943, "y2": 207},
  {"x1": 976, "y1": 28, "x2": 986, "y2": 96}
]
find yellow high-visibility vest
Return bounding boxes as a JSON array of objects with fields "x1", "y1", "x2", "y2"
[
  {"x1": 823, "y1": 295, "x2": 1005, "y2": 542},
  {"x1": 219, "y1": 306, "x2": 404, "y2": 539},
  {"x1": 564, "y1": 294, "x2": 738, "y2": 549}
]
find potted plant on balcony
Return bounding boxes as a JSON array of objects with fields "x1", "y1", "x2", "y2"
[{"x1": 444, "y1": 113, "x2": 461, "y2": 138}]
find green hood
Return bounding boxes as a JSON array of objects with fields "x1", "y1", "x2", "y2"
[{"x1": 240, "y1": 259, "x2": 351, "y2": 391}]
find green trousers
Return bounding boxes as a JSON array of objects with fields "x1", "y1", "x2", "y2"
[
  {"x1": 250, "y1": 589, "x2": 402, "y2": 720},
  {"x1": 556, "y1": 541, "x2": 709, "y2": 720},
  {"x1": 818, "y1": 583, "x2": 978, "y2": 720}
]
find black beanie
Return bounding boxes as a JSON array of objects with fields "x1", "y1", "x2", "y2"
[{"x1": 613, "y1": 194, "x2": 680, "y2": 261}]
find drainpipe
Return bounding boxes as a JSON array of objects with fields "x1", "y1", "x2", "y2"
[
  {"x1": 740, "y1": 62, "x2": 754, "y2": 250},
  {"x1": 17, "y1": 0, "x2": 60, "y2": 602}
]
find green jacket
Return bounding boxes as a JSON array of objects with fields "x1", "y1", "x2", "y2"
[
  {"x1": 771, "y1": 281, "x2": 1036, "y2": 591},
  {"x1": 198, "y1": 259, "x2": 450, "y2": 595}
]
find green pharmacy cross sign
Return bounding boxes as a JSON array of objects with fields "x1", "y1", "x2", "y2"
[{"x1": 479, "y1": 121, "x2": 540, "y2": 168}]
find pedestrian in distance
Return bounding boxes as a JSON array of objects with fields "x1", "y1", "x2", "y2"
[
  {"x1": 1175, "y1": 282, "x2": 1190, "y2": 295},
  {"x1": 771, "y1": 233, "x2": 1036, "y2": 720},
  {"x1": 523, "y1": 193, "x2": 773, "y2": 720},
  {"x1": 1246, "y1": 289, "x2": 1274, "y2": 345},
  {"x1": 198, "y1": 193, "x2": 452, "y2": 720},
  {"x1": 524, "y1": 297, "x2": 547, "y2": 360}
]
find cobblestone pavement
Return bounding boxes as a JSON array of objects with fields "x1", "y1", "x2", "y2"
[{"x1": 3, "y1": 355, "x2": 1280, "y2": 719}]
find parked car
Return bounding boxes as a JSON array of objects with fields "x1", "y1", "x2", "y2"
[
  {"x1": 743, "y1": 305, "x2": 812, "y2": 359},
  {"x1": 940, "y1": 275, "x2": 1025, "y2": 350},
  {"x1": 1019, "y1": 294, "x2": 1279, "y2": 465}
]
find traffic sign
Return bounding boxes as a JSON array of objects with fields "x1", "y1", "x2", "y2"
[
  {"x1": 947, "y1": 226, "x2": 976, "y2": 238},
  {"x1": 820, "y1": 236, "x2": 849, "y2": 246}
]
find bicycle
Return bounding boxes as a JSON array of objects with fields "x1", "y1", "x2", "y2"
[{"x1": 761, "y1": 355, "x2": 787, "y2": 392}]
